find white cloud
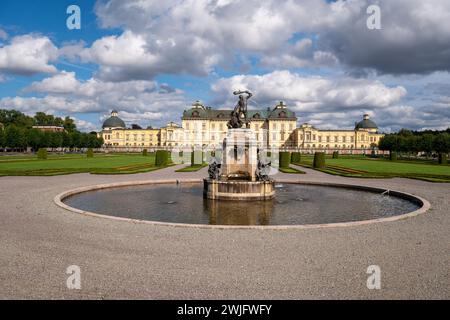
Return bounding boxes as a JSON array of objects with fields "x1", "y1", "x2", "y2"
[
  {"x1": 27, "y1": 71, "x2": 79, "y2": 93},
  {"x1": 0, "y1": 35, "x2": 58, "y2": 75},
  {"x1": 0, "y1": 28, "x2": 7, "y2": 40},
  {"x1": 5, "y1": 72, "x2": 190, "y2": 128},
  {"x1": 74, "y1": 118, "x2": 99, "y2": 132},
  {"x1": 91, "y1": 0, "x2": 450, "y2": 76},
  {"x1": 211, "y1": 70, "x2": 407, "y2": 111}
]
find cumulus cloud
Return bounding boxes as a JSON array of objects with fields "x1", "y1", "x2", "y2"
[
  {"x1": 209, "y1": 70, "x2": 428, "y2": 130},
  {"x1": 5, "y1": 71, "x2": 190, "y2": 128},
  {"x1": 0, "y1": 28, "x2": 7, "y2": 40},
  {"x1": 74, "y1": 118, "x2": 99, "y2": 132},
  {"x1": 315, "y1": 0, "x2": 450, "y2": 74},
  {"x1": 211, "y1": 70, "x2": 407, "y2": 111},
  {"x1": 0, "y1": 35, "x2": 58, "y2": 75},
  {"x1": 27, "y1": 71, "x2": 79, "y2": 93},
  {"x1": 91, "y1": 0, "x2": 450, "y2": 76}
]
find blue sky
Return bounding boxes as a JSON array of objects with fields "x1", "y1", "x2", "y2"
[{"x1": 1, "y1": 0, "x2": 450, "y2": 132}]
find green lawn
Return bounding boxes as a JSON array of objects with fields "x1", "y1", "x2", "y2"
[
  {"x1": 294, "y1": 155, "x2": 450, "y2": 182},
  {"x1": 0, "y1": 153, "x2": 170, "y2": 176}
]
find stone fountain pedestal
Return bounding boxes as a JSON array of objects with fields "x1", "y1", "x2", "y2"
[{"x1": 204, "y1": 128, "x2": 275, "y2": 201}]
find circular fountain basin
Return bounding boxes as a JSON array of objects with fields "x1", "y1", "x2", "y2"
[
  {"x1": 203, "y1": 179, "x2": 275, "y2": 200},
  {"x1": 56, "y1": 180, "x2": 429, "y2": 228}
]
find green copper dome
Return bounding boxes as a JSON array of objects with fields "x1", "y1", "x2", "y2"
[
  {"x1": 102, "y1": 111, "x2": 126, "y2": 129},
  {"x1": 355, "y1": 114, "x2": 378, "y2": 130}
]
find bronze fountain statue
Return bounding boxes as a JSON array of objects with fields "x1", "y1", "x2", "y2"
[
  {"x1": 204, "y1": 90, "x2": 275, "y2": 201},
  {"x1": 227, "y1": 90, "x2": 252, "y2": 129}
]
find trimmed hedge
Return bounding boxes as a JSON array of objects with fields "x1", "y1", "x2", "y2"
[
  {"x1": 87, "y1": 148, "x2": 94, "y2": 158},
  {"x1": 438, "y1": 153, "x2": 448, "y2": 165},
  {"x1": 332, "y1": 151, "x2": 339, "y2": 159},
  {"x1": 191, "y1": 150, "x2": 203, "y2": 166},
  {"x1": 142, "y1": 149, "x2": 148, "y2": 156},
  {"x1": 155, "y1": 150, "x2": 170, "y2": 166},
  {"x1": 291, "y1": 152, "x2": 301, "y2": 163},
  {"x1": 37, "y1": 148, "x2": 47, "y2": 160},
  {"x1": 313, "y1": 152, "x2": 325, "y2": 168},
  {"x1": 390, "y1": 151, "x2": 397, "y2": 161},
  {"x1": 279, "y1": 152, "x2": 291, "y2": 168}
]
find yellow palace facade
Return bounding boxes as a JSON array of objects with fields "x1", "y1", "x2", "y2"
[{"x1": 100, "y1": 102, "x2": 384, "y2": 152}]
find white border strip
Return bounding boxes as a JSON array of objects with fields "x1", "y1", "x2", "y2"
[{"x1": 54, "y1": 179, "x2": 431, "y2": 230}]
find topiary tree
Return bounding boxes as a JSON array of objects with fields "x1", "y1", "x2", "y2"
[
  {"x1": 279, "y1": 152, "x2": 291, "y2": 168},
  {"x1": 291, "y1": 152, "x2": 301, "y2": 164},
  {"x1": 313, "y1": 152, "x2": 325, "y2": 168},
  {"x1": 37, "y1": 148, "x2": 47, "y2": 160},
  {"x1": 155, "y1": 150, "x2": 170, "y2": 166},
  {"x1": 86, "y1": 148, "x2": 94, "y2": 158},
  {"x1": 332, "y1": 151, "x2": 339, "y2": 159},
  {"x1": 142, "y1": 148, "x2": 148, "y2": 156},
  {"x1": 390, "y1": 151, "x2": 397, "y2": 161},
  {"x1": 191, "y1": 150, "x2": 203, "y2": 166},
  {"x1": 438, "y1": 153, "x2": 448, "y2": 165},
  {"x1": 433, "y1": 133, "x2": 450, "y2": 165}
]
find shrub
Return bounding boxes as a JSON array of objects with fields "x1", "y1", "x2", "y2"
[
  {"x1": 87, "y1": 148, "x2": 94, "y2": 158},
  {"x1": 142, "y1": 149, "x2": 148, "y2": 156},
  {"x1": 37, "y1": 148, "x2": 47, "y2": 160},
  {"x1": 332, "y1": 151, "x2": 339, "y2": 159},
  {"x1": 191, "y1": 150, "x2": 203, "y2": 166},
  {"x1": 155, "y1": 150, "x2": 170, "y2": 166},
  {"x1": 291, "y1": 152, "x2": 301, "y2": 163},
  {"x1": 390, "y1": 151, "x2": 397, "y2": 161},
  {"x1": 279, "y1": 152, "x2": 291, "y2": 168},
  {"x1": 313, "y1": 152, "x2": 325, "y2": 168},
  {"x1": 438, "y1": 153, "x2": 448, "y2": 165}
]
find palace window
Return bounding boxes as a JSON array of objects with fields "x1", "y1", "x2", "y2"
[
  {"x1": 318, "y1": 136, "x2": 322, "y2": 142},
  {"x1": 326, "y1": 136, "x2": 330, "y2": 143},
  {"x1": 116, "y1": 133, "x2": 120, "y2": 139},
  {"x1": 334, "y1": 136, "x2": 338, "y2": 142}
]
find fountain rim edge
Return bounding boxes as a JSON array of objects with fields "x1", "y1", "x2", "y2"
[{"x1": 53, "y1": 179, "x2": 431, "y2": 230}]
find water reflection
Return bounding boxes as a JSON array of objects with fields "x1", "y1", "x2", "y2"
[
  {"x1": 205, "y1": 198, "x2": 274, "y2": 225},
  {"x1": 64, "y1": 183, "x2": 420, "y2": 226}
]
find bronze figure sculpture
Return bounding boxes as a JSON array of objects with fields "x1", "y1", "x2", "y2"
[{"x1": 227, "y1": 90, "x2": 252, "y2": 129}]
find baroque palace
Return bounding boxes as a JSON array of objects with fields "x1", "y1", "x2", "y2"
[{"x1": 100, "y1": 101, "x2": 384, "y2": 151}]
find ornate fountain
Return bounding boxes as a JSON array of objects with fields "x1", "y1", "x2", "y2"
[{"x1": 203, "y1": 91, "x2": 275, "y2": 201}]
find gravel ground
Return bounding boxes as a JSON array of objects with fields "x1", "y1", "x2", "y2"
[{"x1": 0, "y1": 165, "x2": 448, "y2": 299}]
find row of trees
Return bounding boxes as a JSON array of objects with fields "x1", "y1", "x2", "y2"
[
  {"x1": 0, "y1": 109, "x2": 77, "y2": 132},
  {"x1": 0, "y1": 109, "x2": 103, "y2": 151},
  {"x1": 0, "y1": 126, "x2": 103, "y2": 151},
  {"x1": 378, "y1": 129, "x2": 450, "y2": 157}
]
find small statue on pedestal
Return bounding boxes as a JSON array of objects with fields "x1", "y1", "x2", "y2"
[{"x1": 208, "y1": 158, "x2": 222, "y2": 180}]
